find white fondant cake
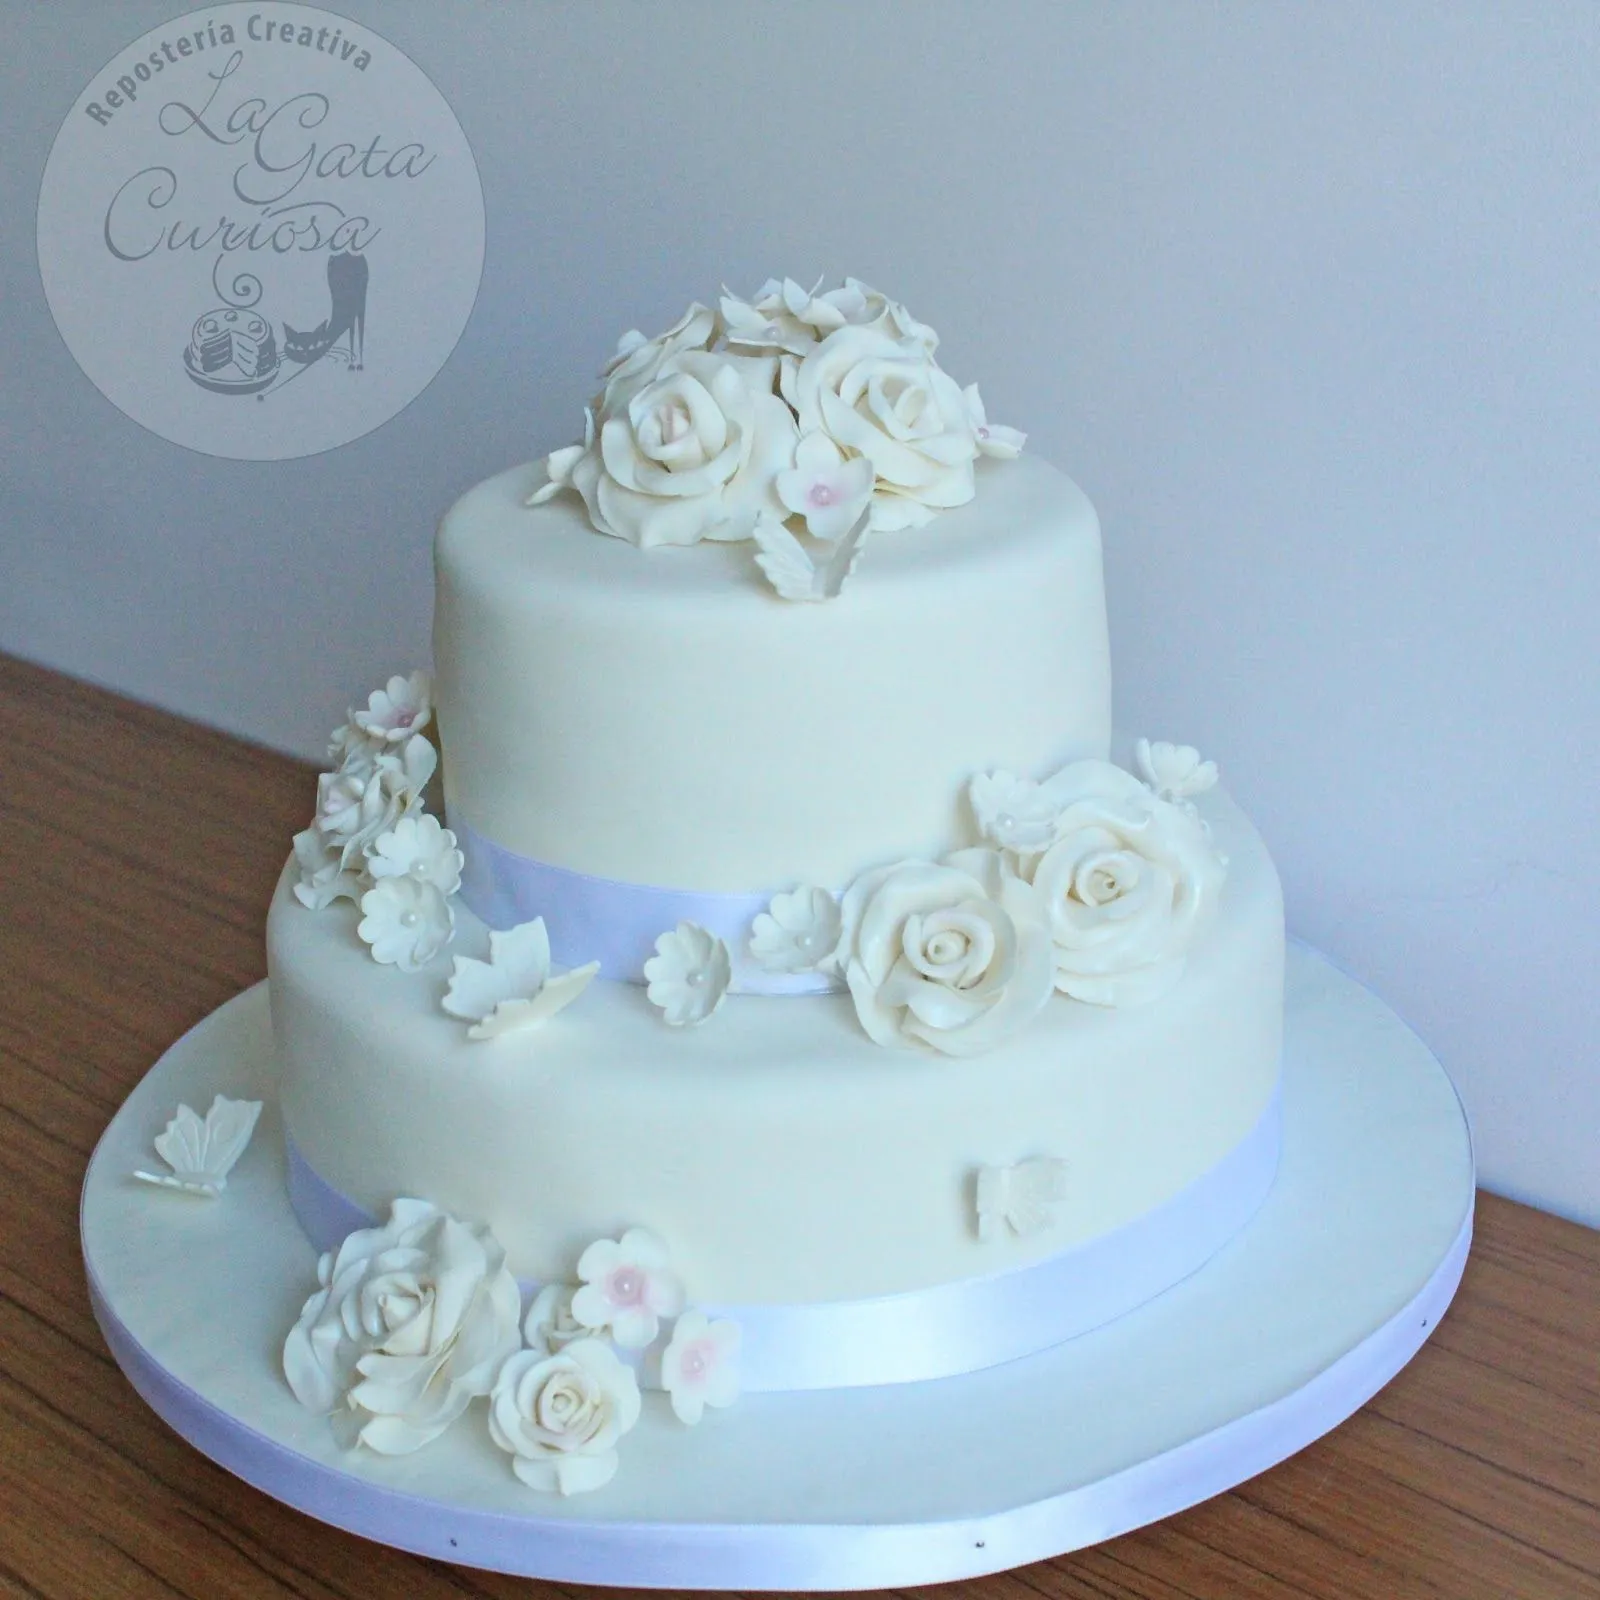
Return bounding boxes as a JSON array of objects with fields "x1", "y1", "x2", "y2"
[{"x1": 261, "y1": 278, "x2": 1286, "y2": 1488}]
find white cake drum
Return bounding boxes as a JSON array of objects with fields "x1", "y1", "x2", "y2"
[{"x1": 83, "y1": 945, "x2": 1474, "y2": 1591}]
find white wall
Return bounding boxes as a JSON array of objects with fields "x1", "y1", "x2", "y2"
[{"x1": 4, "y1": 2, "x2": 1596, "y2": 1226}]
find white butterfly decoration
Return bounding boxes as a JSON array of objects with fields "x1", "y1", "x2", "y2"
[
  {"x1": 751, "y1": 504, "x2": 871, "y2": 603},
  {"x1": 442, "y1": 916, "x2": 600, "y2": 1040},
  {"x1": 133, "y1": 1095, "x2": 263, "y2": 1198},
  {"x1": 974, "y1": 1156, "x2": 1069, "y2": 1241}
]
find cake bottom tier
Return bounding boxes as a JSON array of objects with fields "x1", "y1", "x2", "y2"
[
  {"x1": 270, "y1": 788, "x2": 1283, "y2": 1366},
  {"x1": 271, "y1": 790, "x2": 1283, "y2": 1302}
]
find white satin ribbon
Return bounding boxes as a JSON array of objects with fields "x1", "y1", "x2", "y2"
[
  {"x1": 284, "y1": 1085, "x2": 1281, "y2": 1393},
  {"x1": 452, "y1": 815, "x2": 841, "y2": 996}
]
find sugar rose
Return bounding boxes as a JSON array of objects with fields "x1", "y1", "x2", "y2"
[
  {"x1": 836, "y1": 848, "x2": 1055, "y2": 1056},
  {"x1": 488, "y1": 1338, "x2": 642, "y2": 1495},
  {"x1": 543, "y1": 350, "x2": 797, "y2": 548},
  {"x1": 793, "y1": 326, "x2": 978, "y2": 531},
  {"x1": 1028, "y1": 762, "x2": 1225, "y2": 1006},
  {"x1": 283, "y1": 1198, "x2": 522, "y2": 1455}
]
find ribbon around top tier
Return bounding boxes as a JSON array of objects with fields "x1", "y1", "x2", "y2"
[
  {"x1": 452, "y1": 813, "x2": 842, "y2": 995},
  {"x1": 283, "y1": 1085, "x2": 1282, "y2": 1394}
]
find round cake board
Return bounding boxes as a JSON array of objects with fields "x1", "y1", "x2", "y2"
[{"x1": 81, "y1": 943, "x2": 1474, "y2": 1591}]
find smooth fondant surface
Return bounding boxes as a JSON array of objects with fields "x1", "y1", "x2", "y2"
[
  {"x1": 433, "y1": 454, "x2": 1112, "y2": 890},
  {"x1": 269, "y1": 785, "x2": 1283, "y2": 1303}
]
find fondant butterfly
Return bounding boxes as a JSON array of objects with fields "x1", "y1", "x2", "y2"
[
  {"x1": 751, "y1": 504, "x2": 871, "y2": 602},
  {"x1": 975, "y1": 1156, "x2": 1069, "y2": 1240},
  {"x1": 133, "y1": 1095, "x2": 263, "y2": 1198}
]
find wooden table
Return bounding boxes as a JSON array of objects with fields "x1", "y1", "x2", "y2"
[{"x1": 2, "y1": 650, "x2": 1596, "y2": 1600}]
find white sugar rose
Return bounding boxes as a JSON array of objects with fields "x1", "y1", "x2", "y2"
[
  {"x1": 552, "y1": 351, "x2": 797, "y2": 548},
  {"x1": 291, "y1": 826, "x2": 361, "y2": 909},
  {"x1": 283, "y1": 1198, "x2": 522, "y2": 1455},
  {"x1": 523, "y1": 1282, "x2": 589, "y2": 1357},
  {"x1": 314, "y1": 734, "x2": 437, "y2": 870},
  {"x1": 721, "y1": 275, "x2": 937, "y2": 356},
  {"x1": 488, "y1": 1339, "x2": 642, "y2": 1495},
  {"x1": 597, "y1": 300, "x2": 719, "y2": 411},
  {"x1": 837, "y1": 849, "x2": 1055, "y2": 1056},
  {"x1": 1028, "y1": 761, "x2": 1226, "y2": 1007},
  {"x1": 794, "y1": 326, "x2": 977, "y2": 531}
]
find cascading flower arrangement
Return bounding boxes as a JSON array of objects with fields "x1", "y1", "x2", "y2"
[{"x1": 530, "y1": 277, "x2": 1026, "y2": 593}]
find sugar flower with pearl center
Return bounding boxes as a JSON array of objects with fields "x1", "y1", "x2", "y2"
[
  {"x1": 660, "y1": 1309, "x2": 741, "y2": 1425},
  {"x1": 357, "y1": 875, "x2": 454, "y2": 971},
  {"x1": 366, "y1": 814, "x2": 463, "y2": 897},
  {"x1": 351, "y1": 671, "x2": 433, "y2": 743},
  {"x1": 570, "y1": 1227, "x2": 685, "y2": 1349},
  {"x1": 749, "y1": 885, "x2": 843, "y2": 973},
  {"x1": 775, "y1": 432, "x2": 876, "y2": 540},
  {"x1": 969, "y1": 769, "x2": 1065, "y2": 856},
  {"x1": 643, "y1": 921, "x2": 731, "y2": 1025}
]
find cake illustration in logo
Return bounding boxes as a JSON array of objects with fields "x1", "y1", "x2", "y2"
[
  {"x1": 183, "y1": 307, "x2": 281, "y2": 394},
  {"x1": 180, "y1": 250, "x2": 371, "y2": 399}
]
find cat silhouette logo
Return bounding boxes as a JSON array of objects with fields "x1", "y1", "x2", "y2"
[
  {"x1": 181, "y1": 249, "x2": 368, "y2": 399},
  {"x1": 39, "y1": 6, "x2": 481, "y2": 459}
]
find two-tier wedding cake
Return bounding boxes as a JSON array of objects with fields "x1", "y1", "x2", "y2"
[{"x1": 257, "y1": 277, "x2": 1284, "y2": 1495}]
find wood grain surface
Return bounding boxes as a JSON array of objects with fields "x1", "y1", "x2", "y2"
[{"x1": 1, "y1": 650, "x2": 1596, "y2": 1600}]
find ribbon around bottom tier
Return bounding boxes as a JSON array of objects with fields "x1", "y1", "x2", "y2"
[
  {"x1": 284, "y1": 1084, "x2": 1283, "y2": 1393},
  {"x1": 451, "y1": 814, "x2": 841, "y2": 996}
]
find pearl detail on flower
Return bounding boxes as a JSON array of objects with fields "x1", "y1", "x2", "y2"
[{"x1": 400, "y1": 910, "x2": 419, "y2": 928}]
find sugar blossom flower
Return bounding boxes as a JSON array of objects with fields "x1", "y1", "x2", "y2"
[
  {"x1": 775, "y1": 432, "x2": 876, "y2": 540},
  {"x1": 1134, "y1": 738, "x2": 1219, "y2": 803},
  {"x1": 570, "y1": 1227, "x2": 685, "y2": 1349},
  {"x1": 351, "y1": 671, "x2": 433, "y2": 744},
  {"x1": 357, "y1": 875, "x2": 455, "y2": 970},
  {"x1": 660, "y1": 1310, "x2": 741, "y2": 1426},
  {"x1": 749, "y1": 885, "x2": 843, "y2": 974},
  {"x1": 366, "y1": 814, "x2": 463, "y2": 896},
  {"x1": 643, "y1": 921, "x2": 731, "y2": 1025}
]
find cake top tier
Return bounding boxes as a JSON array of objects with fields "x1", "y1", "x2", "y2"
[
  {"x1": 530, "y1": 277, "x2": 1025, "y2": 591},
  {"x1": 433, "y1": 453, "x2": 1111, "y2": 892}
]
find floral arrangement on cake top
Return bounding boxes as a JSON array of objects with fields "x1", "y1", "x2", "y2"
[{"x1": 530, "y1": 277, "x2": 1025, "y2": 581}]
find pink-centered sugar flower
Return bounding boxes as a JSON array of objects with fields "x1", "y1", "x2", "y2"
[
  {"x1": 351, "y1": 672, "x2": 433, "y2": 743},
  {"x1": 660, "y1": 1310, "x2": 741, "y2": 1425},
  {"x1": 775, "y1": 432, "x2": 875, "y2": 540},
  {"x1": 570, "y1": 1228, "x2": 685, "y2": 1349}
]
